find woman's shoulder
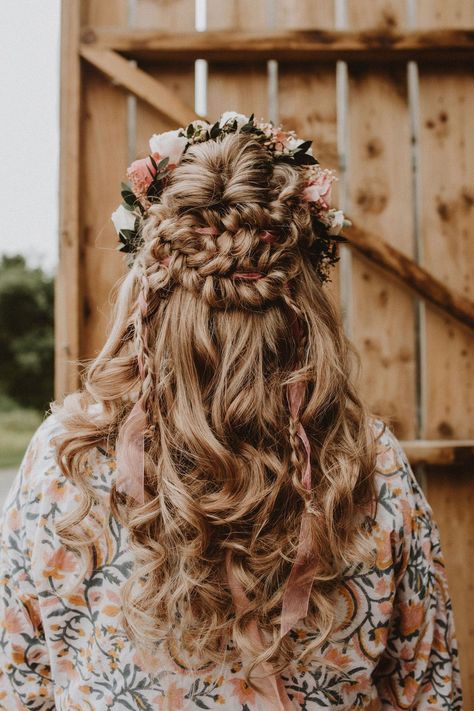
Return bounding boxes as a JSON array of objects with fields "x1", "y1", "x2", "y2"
[
  {"x1": 369, "y1": 415, "x2": 423, "y2": 490},
  {"x1": 2, "y1": 411, "x2": 115, "y2": 520},
  {"x1": 367, "y1": 415, "x2": 434, "y2": 547}
]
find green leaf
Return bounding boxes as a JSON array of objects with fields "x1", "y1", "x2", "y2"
[
  {"x1": 295, "y1": 140, "x2": 312, "y2": 154},
  {"x1": 156, "y1": 156, "x2": 169, "y2": 171},
  {"x1": 121, "y1": 189, "x2": 138, "y2": 207},
  {"x1": 293, "y1": 152, "x2": 317, "y2": 165},
  {"x1": 119, "y1": 229, "x2": 137, "y2": 241},
  {"x1": 209, "y1": 122, "x2": 220, "y2": 139}
]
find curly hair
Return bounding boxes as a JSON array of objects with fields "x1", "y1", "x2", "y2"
[{"x1": 52, "y1": 131, "x2": 378, "y2": 696}]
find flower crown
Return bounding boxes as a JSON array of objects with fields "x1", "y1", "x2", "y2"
[{"x1": 111, "y1": 110, "x2": 350, "y2": 282}]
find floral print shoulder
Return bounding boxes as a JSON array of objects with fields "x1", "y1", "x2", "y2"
[{"x1": 0, "y1": 415, "x2": 462, "y2": 710}]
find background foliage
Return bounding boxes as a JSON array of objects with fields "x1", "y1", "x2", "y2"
[{"x1": 0, "y1": 255, "x2": 54, "y2": 412}]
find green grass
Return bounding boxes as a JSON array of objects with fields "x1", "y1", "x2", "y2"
[{"x1": 0, "y1": 408, "x2": 44, "y2": 469}]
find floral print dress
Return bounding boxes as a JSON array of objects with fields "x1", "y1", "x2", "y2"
[{"x1": 0, "y1": 415, "x2": 462, "y2": 710}]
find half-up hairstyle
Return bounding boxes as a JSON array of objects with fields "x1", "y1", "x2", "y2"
[{"x1": 52, "y1": 130, "x2": 378, "y2": 695}]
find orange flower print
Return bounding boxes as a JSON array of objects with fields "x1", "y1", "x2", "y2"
[
  {"x1": 7, "y1": 508, "x2": 21, "y2": 532},
  {"x1": 324, "y1": 647, "x2": 351, "y2": 668},
  {"x1": 3, "y1": 608, "x2": 24, "y2": 634},
  {"x1": 46, "y1": 478, "x2": 67, "y2": 503},
  {"x1": 228, "y1": 677, "x2": 256, "y2": 705},
  {"x1": 57, "y1": 658, "x2": 79, "y2": 680},
  {"x1": 374, "y1": 531, "x2": 393, "y2": 571},
  {"x1": 0, "y1": 417, "x2": 462, "y2": 709},
  {"x1": 376, "y1": 445, "x2": 397, "y2": 473},
  {"x1": 11, "y1": 644, "x2": 25, "y2": 665},
  {"x1": 399, "y1": 601, "x2": 424, "y2": 637},
  {"x1": 153, "y1": 681, "x2": 187, "y2": 710},
  {"x1": 43, "y1": 547, "x2": 77, "y2": 580}
]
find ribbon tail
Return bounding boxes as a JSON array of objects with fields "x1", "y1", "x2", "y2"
[
  {"x1": 115, "y1": 398, "x2": 146, "y2": 504},
  {"x1": 282, "y1": 379, "x2": 316, "y2": 637},
  {"x1": 225, "y1": 551, "x2": 297, "y2": 711},
  {"x1": 280, "y1": 510, "x2": 318, "y2": 638}
]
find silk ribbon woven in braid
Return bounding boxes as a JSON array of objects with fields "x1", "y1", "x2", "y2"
[{"x1": 115, "y1": 273, "x2": 149, "y2": 504}]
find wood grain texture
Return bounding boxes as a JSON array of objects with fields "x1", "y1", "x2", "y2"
[
  {"x1": 415, "y1": 2, "x2": 474, "y2": 702},
  {"x1": 346, "y1": 2, "x2": 417, "y2": 439},
  {"x1": 276, "y1": 1, "x2": 340, "y2": 311},
  {"x1": 418, "y1": 61, "x2": 474, "y2": 440},
  {"x1": 206, "y1": 1, "x2": 268, "y2": 125},
  {"x1": 401, "y1": 440, "x2": 474, "y2": 467},
  {"x1": 347, "y1": 224, "x2": 474, "y2": 330},
  {"x1": 80, "y1": 27, "x2": 474, "y2": 63},
  {"x1": 80, "y1": 46, "x2": 199, "y2": 125},
  {"x1": 80, "y1": 0, "x2": 129, "y2": 361},
  {"x1": 347, "y1": 0, "x2": 407, "y2": 31},
  {"x1": 425, "y1": 467, "x2": 474, "y2": 700},
  {"x1": 56, "y1": 0, "x2": 82, "y2": 397},
  {"x1": 275, "y1": 0, "x2": 334, "y2": 28},
  {"x1": 418, "y1": 0, "x2": 474, "y2": 28},
  {"x1": 133, "y1": 0, "x2": 196, "y2": 182}
]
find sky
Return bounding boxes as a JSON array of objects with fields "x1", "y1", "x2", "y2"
[{"x1": 0, "y1": 1, "x2": 60, "y2": 273}]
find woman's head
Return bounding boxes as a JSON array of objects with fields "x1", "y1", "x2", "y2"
[{"x1": 52, "y1": 124, "x2": 377, "y2": 693}]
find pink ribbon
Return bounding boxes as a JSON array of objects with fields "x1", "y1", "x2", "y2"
[
  {"x1": 115, "y1": 279, "x2": 148, "y2": 504},
  {"x1": 195, "y1": 226, "x2": 220, "y2": 235},
  {"x1": 232, "y1": 272, "x2": 263, "y2": 280},
  {"x1": 225, "y1": 550, "x2": 297, "y2": 711},
  {"x1": 279, "y1": 378, "x2": 317, "y2": 638}
]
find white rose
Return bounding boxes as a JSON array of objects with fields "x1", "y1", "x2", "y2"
[
  {"x1": 285, "y1": 135, "x2": 313, "y2": 155},
  {"x1": 149, "y1": 129, "x2": 188, "y2": 165},
  {"x1": 192, "y1": 119, "x2": 211, "y2": 131},
  {"x1": 219, "y1": 111, "x2": 249, "y2": 129},
  {"x1": 328, "y1": 209, "x2": 345, "y2": 236},
  {"x1": 111, "y1": 204, "x2": 136, "y2": 234}
]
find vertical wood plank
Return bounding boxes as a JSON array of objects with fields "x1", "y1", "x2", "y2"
[
  {"x1": 418, "y1": 0, "x2": 474, "y2": 27},
  {"x1": 427, "y1": 467, "x2": 473, "y2": 702},
  {"x1": 207, "y1": 1, "x2": 268, "y2": 123},
  {"x1": 346, "y1": 1, "x2": 417, "y2": 439},
  {"x1": 277, "y1": 2, "x2": 341, "y2": 311},
  {"x1": 81, "y1": 0, "x2": 129, "y2": 360},
  {"x1": 416, "y1": 1, "x2": 474, "y2": 701},
  {"x1": 56, "y1": 0, "x2": 82, "y2": 397},
  {"x1": 347, "y1": 0, "x2": 407, "y2": 30},
  {"x1": 275, "y1": 0, "x2": 334, "y2": 28},
  {"x1": 133, "y1": 0, "x2": 196, "y2": 158}
]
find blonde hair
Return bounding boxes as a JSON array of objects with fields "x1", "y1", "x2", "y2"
[{"x1": 52, "y1": 131, "x2": 378, "y2": 692}]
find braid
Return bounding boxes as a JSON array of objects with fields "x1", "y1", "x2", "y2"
[
  {"x1": 132, "y1": 269, "x2": 159, "y2": 443},
  {"x1": 282, "y1": 288, "x2": 314, "y2": 512}
]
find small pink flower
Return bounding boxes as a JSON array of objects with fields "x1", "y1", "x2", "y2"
[
  {"x1": 303, "y1": 169, "x2": 336, "y2": 209},
  {"x1": 126, "y1": 155, "x2": 158, "y2": 199}
]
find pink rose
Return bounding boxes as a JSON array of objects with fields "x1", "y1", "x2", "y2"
[
  {"x1": 303, "y1": 169, "x2": 335, "y2": 209},
  {"x1": 126, "y1": 155, "x2": 158, "y2": 199},
  {"x1": 273, "y1": 129, "x2": 290, "y2": 152}
]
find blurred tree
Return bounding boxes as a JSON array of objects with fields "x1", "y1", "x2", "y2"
[{"x1": 0, "y1": 255, "x2": 54, "y2": 411}]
